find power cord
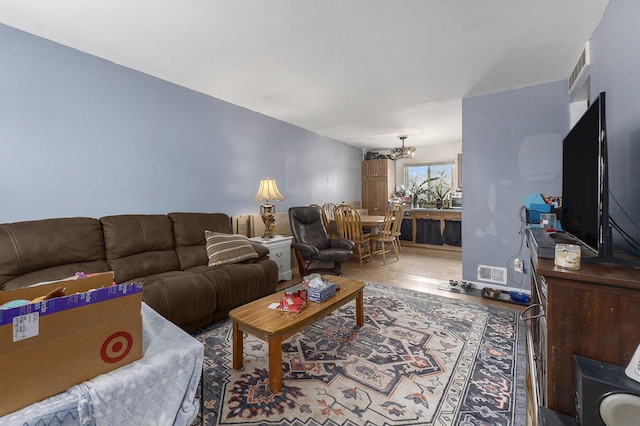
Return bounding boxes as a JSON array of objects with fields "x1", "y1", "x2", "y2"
[
  {"x1": 506, "y1": 205, "x2": 528, "y2": 289},
  {"x1": 609, "y1": 190, "x2": 640, "y2": 255}
]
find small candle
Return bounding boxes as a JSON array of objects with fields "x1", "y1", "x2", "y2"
[{"x1": 555, "y1": 243, "x2": 581, "y2": 270}]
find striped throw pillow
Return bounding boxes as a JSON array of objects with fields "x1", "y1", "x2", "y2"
[{"x1": 205, "y1": 231, "x2": 258, "y2": 266}]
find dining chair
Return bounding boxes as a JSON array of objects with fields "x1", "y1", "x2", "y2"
[
  {"x1": 321, "y1": 202, "x2": 338, "y2": 238},
  {"x1": 391, "y1": 205, "x2": 405, "y2": 254},
  {"x1": 370, "y1": 206, "x2": 401, "y2": 264},
  {"x1": 334, "y1": 204, "x2": 372, "y2": 266}
]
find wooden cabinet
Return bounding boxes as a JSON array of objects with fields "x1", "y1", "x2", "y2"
[
  {"x1": 362, "y1": 159, "x2": 391, "y2": 177},
  {"x1": 362, "y1": 159, "x2": 395, "y2": 215},
  {"x1": 400, "y1": 209, "x2": 462, "y2": 251},
  {"x1": 525, "y1": 229, "x2": 640, "y2": 419},
  {"x1": 362, "y1": 177, "x2": 388, "y2": 215}
]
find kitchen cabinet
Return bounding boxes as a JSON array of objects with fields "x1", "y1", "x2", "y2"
[
  {"x1": 362, "y1": 159, "x2": 395, "y2": 215},
  {"x1": 400, "y1": 209, "x2": 461, "y2": 251},
  {"x1": 362, "y1": 159, "x2": 391, "y2": 177}
]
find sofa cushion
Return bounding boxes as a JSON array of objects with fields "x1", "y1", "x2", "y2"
[
  {"x1": 205, "y1": 231, "x2": 258, "y2": 266},
  {"x1": 190, "y1": 257, "x2": 278, "y2": 319},
  {"x1": 168, "y1": 212, "x2": 233, "y2": 270},
  {"x1": 121, "y1": 270, "x2": 217, "y2": 333},
  {"x1": 0, "y1": 218, "x2": 109, "y2": 290},
  {"x1": 100, "y1": 215, "x2": 180, "y2": 283}
]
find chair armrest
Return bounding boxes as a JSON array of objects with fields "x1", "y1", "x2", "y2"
[
  {"x1": 330, "y1": 238, "x2": 356, "y2": 251},
  {"x1": 291, "y1": 242, "x2": 321, "y2": 256}
]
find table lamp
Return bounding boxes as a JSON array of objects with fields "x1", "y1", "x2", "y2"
[{"x1": 254, "y1": 177, "x2": 284, "y2": 238}]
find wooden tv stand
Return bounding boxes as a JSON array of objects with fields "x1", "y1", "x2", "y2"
[{"x1": 524, "y1": 229, "x2": 640, "y2": 421}]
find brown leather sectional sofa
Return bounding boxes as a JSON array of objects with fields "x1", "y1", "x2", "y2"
[{"x1": 0, "y1": 213, "x2": 279, "y2": 332}]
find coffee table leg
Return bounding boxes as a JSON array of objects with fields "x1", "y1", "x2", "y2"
[
  {"x1": 268, "y1": 334, "x2": 283, "y2": 393},
  {"x1": 232, "y1": 321, "x2": 243, "y2": 370},
  {"x1": 356, "y1": 290, "x2": 364, "y2": 326}
]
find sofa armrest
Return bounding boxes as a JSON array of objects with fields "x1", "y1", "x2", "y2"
[
  {"x1": 249, "y1": 243, "x2": 269, "y2": 258},
  {"x1": 330, "y1": 238, "x2": 356, "y2": 251}
]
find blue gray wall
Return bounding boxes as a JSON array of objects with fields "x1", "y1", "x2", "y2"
[
  {"x1": 461, "y1": 0, "x2": 640, "y2": 288},
  {"x1": 462, "y1": 81, "x2": 569, "y2": 290},
  {"x1": 0, "y1": 24, "x2": 362, "y2": 223}
]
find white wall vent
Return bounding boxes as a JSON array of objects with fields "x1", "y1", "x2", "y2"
[
  {"x1": 569, "y1": 40, "x2": 591, "y2": 95},
  {"x1": 477, "y1": 265, "x2": 507, "y2": 285}
]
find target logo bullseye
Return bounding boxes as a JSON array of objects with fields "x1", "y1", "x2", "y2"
[{"x1": 100, "y1": 331, "x2": 133, "y2": 363}]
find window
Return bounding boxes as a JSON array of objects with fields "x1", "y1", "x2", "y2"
[{"x1": 404, "y1": 162, "x2": 455, "y2": 201}]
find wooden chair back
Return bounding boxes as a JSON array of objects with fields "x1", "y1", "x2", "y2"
[
  {"x1": 334, "y1": 205, "x2": 360, "y2": 241},
  {"x1": 371, "y1": 204, "x2": 403, "y2": 264},
  {"x1": 391, "y1": 205, "x2": 404, "y2": 238},
  {"x1": 321, "y1": 203, "x2": 337, "y2": 237},
  {"x1": 334, "y1": 204, "x2": 371, "y2": 265},
  {"x1": 377, "y1": 209, "x2": 395, "y2": 238},
  {"x1": 322, "y1": 203, "x2": 337, "y2": 221}
]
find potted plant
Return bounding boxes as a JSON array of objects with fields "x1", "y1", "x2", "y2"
[
  {"x1": 406, "y1": 176, "x2": 435, "y2": 208},
  {"x1": 429, "y1": 171, "x2": 452, "y2": 209}
]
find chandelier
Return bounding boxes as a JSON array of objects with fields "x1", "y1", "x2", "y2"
[{"x1": 390, "y1": 135, "x2": 416, "y2": 160}]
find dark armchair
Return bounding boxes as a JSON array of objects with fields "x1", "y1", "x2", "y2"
[{"x1": 288, "y1": 206, "x2": 355, "y2": 276}]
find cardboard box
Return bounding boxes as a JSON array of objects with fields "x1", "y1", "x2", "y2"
[{"x1": 0, "y1": 272, "x2": 143, "y2": 416}]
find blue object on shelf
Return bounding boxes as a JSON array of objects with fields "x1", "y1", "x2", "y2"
[
  {"x1": 522, "y1": 193, "x2": 546, "y2": 208},
  {"x1": 528, "y1": 210, "x2": 541, "y2": 224},
  {"x1": 530, "y1": 203, "x2": 552, "y2": 213}
]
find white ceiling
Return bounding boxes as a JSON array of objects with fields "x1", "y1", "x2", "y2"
[{"x1": 0, "y1": 0, "x2": 609, "y2": 151}]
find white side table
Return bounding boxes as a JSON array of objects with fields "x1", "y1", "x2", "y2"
[{"x1": 249, "y1": 235, "x2": 293, "y2": 281}]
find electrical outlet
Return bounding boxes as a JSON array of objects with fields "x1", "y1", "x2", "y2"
[{"x1": 514, "y1": 258, "x2": 524, "y2": 273}]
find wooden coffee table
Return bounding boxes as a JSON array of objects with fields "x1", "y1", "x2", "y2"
[{"x1": 229, "y1": 275, "x2": 365, "y2": 393}]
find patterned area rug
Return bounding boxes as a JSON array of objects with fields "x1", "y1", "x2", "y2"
[{"x1": 193, "y1": 281, "x2": 526, "y2": 425}]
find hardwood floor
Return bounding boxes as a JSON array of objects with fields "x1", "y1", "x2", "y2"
[{"x1": 280, "y1": 246, "x2": 523, "y2": 311}]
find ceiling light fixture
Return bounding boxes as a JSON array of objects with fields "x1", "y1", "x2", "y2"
[{"x1": 391, "y1": 135, "x2": 416, "y2": 160}]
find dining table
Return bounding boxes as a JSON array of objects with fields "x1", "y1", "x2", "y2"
[
  {"x1": 359, "y1": 215, "x2": 387, "y2": 227},
  {"x1": 330, "y1": 215, "x2": 390, "y2": 230}
]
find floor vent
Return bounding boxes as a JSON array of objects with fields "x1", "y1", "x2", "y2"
[
  {"x1": 569, "y1": 40, "x2": 591, "y2": 94},
  {"x1": 477, "y1": 265, "x2": 507, "y2": 285}
]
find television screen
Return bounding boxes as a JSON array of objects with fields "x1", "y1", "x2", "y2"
[{"x1": 561, "y1": 93, "x2": 607, "y2": 256}]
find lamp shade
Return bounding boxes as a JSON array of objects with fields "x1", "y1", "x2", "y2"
[{"x1": 254, "y1": 177, "x2": 284, "y2": 202}]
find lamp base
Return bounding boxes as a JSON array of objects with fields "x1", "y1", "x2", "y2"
[
  {"x1": 262, "y1": 228, "x2": 275, "y2": 239},
  {"x1": 260, "y1": 204, "x2": 276, "y2": 239}
]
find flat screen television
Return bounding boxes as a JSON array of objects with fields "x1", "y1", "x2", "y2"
[{"x1": 561, "y1": 91, "x2": 613, "y2": 260}]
